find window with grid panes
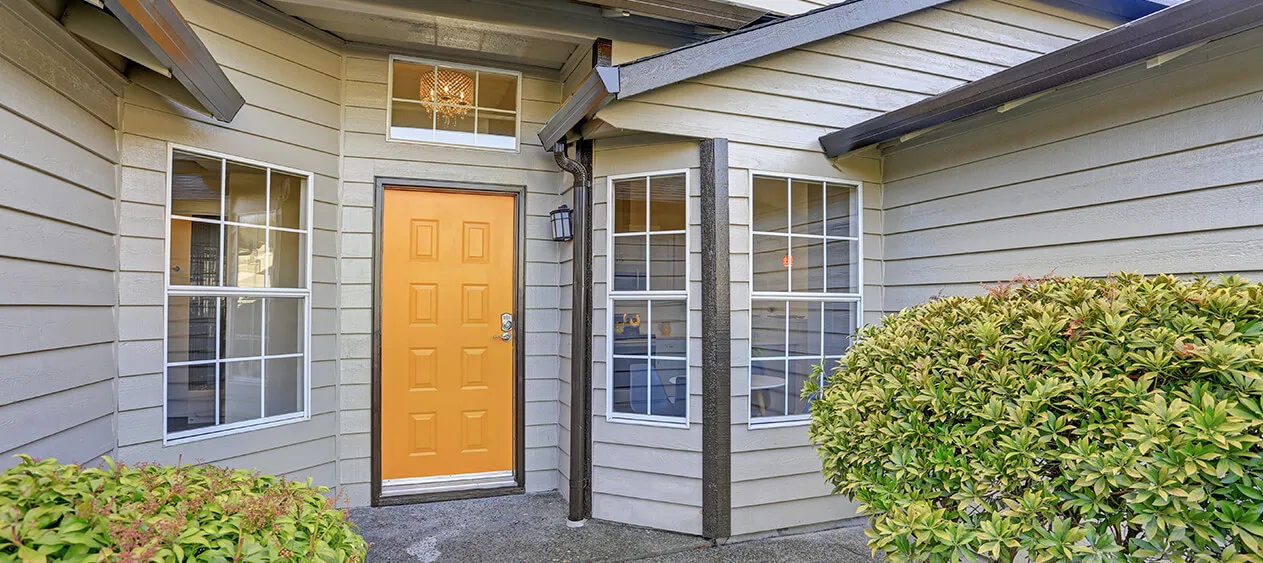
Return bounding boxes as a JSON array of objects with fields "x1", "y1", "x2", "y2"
[
  {"x1": 165, "y1": 148, "x2": 311, "y2": 440},
  {"x1": 608, "y1": 172, "x2": 689, "y2": 424},
  {"x1": 388, "y1": 56, "x2": 520, "y2": 151},
  {"x1": 749, "y1": 174, "x2": 860, "y2": 424}
]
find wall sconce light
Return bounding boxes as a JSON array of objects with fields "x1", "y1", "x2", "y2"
[{"x1": 550, "y1": 204, "x2": 574, "y2": 241}]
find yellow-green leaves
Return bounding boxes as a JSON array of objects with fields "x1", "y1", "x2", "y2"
[{"x1": 808, "y1": 273, "x2": 1263, "y2": 561}]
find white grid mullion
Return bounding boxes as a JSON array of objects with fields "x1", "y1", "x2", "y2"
[
  {"x1": 172, "y1": 215, "x2": 307, "y2": 235},
  {"x1": 218, "y1": 159, "x2": 226, "y2": 287},
  {"x1": 169, "y1": 352, "x2": 303, "y2": 368},
  {"x1": 214, "y1": 296, "x2": 222, "y2": 425},
  {"x1": 646, "y1": 299, "x2": 653, "y2": 416},
  {"x1": 783, "y1": 301, "x2": 790, "y2": 416}
]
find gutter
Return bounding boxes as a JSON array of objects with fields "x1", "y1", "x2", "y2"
[
  {"x1": 538, "y1": 67, "x2": 619, "y2": 150},
  {"x1": 819, "y1": 0, "x2": 1263, "y2": 157}
]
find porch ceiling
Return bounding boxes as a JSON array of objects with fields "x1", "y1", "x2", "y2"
[{"x1": 262, "y1": 0, "x2": 703, "y2": 72}]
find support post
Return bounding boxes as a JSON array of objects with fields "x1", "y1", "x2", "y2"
[{"x1": 700, "y1": 138, "x2": 731, "y2": 540}]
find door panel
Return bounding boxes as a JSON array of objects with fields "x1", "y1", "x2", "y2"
[{"x1": 382, "y1": 189, "x2": 516, "y2": 480}]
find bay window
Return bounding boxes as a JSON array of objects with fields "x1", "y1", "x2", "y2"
[
  {"x1": 749, "y1": 173, "x2": 861, "y2": 425},
  {"x1": 608, "y1": 171, "x2": 689, "y2": 425},
  {"x1": 165, "y1": 147, "x2": 312, "y2": 441}
]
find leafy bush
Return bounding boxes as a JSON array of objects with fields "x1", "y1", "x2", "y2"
[
  {"x1": 808, "y1": 274, "x2": 1263, "y2": 562},
  {"x1": 0, "y1": 456, "x2": 367, "y2": 562}
]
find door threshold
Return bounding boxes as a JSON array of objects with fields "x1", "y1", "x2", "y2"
[{"x1": 380, "y1": 470, "x2": 519, "y2": 505}]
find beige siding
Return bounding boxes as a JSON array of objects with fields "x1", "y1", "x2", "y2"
[
  {"x1": 733, "y1": 0, "x2": 1127, "y2": 25},
  {"x1": 727, "y1": 143, "x2": 880, "y2": 536},
  {"x1": 0, "y1": 1, "x2": 123, "y2": 470},
  {"x1": 338, "y1": 47, "x2": 567, "y2": 504},
  {"x1": 586, "y1": 138, "x2": 704, "y2": 535},
  {"x1": 596, "y1": 0, "x2": 1107, "y2": 152},
  {"x1": 114, "y1": 0, "x2": 342, "y2": 487},
  {"x1": 880, "y1": 27, "x2": 1263, "y2": 310}
]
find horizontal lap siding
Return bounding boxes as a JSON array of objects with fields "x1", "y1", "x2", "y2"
[
  {"x1": 589, "y1": 139, "x2": 703, "y2": 535},
  {"x1": 880, "y1": 27, "x2": 1263, "y2": 312},
  {"x1": 0, "y1": 6, "x2": 122, "y2": 470},
  {"x1": 596, "y1": 0, "x2": 1100, "y2": 153},
  {"x1": 115, "y1": 0, "x2": 342, "y2": 489},
  {"x1": 339, "y1": 48, "x2": 565, "y2": 504},
  {"x1": 727, "y1": 141, "x2": 881, "y2": 536}
]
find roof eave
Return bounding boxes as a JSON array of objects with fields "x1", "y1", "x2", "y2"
[
  {"x1": 539, "y1": 66, "x2": 620, "y2": 150},
  {"x1": 819, "y1": 0, "x2": 1263, "y2": 157},
  {"x1": 106, "y1": 0, "x2": 245, "y2": 122}
]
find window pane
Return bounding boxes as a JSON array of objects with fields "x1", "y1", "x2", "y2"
[
  {"x1": 221, "y1": 360, "x2": 262, "y2": 423},
  {"x1": 826, "y1": 239, "x2": 859, "y2": 294},
  {"x1": 789, "y1": 359, "x2": 823, "y2": 416},
  {"x1": 613, "y1": 235, "x2": 647, "y2": 291},
  {"x1": 614, "y1": 178, "x2": 646, "y2": 233},
  {"x1": 266, "y1": 298, "x2": 305, "y2": 356},
  {"x1": 790, "y1": 180, "x2": 824, "y2": 235},
  {"x1": 168, "y1": 296, "x2": 218, "y2": 363},
  {"x1": 752, "y1": 176, "x2": 788, "y2": 233},
  {"x1": 477, "y1": 72, "x2": 517, "y2": 111},
  {"x1": 752, "y1": 234, "x2": 789, "y2": 292},
  {"x1": 824, "y1": 301, "x2": 857, "y2": 354},
  {"x1": 611, "y1": 357, "x2": 646, "y2": 415},
  {"x1": 392, "y1": 60, "x2": 435, "y2": 102},
  {"x1": 269, "y1": 230, "x2": 305, "y2": 288},
  {"x1": 433, "y1": 110, "x2": 476, "y2": 146},
  {"x1": 648, "y1": 233, "x2": 686, "y2": 291},
  {"x1": 222, "y1": 297, "x2": 263, "y2": 359},
  {"x1": 787, "y1": 301, "x2": 822, "y2": 357},
  {"x1": 391, "y1": 103, "x2": 436, "y2": 142},
  {"x1": 649, "y1": 359, "x2": 687, "y2": 417},
  {"x1": 264, "y1": 357, "x2": 303, "y2": 417},
  {"x1": 611, "y1": 300, "x2": 648, "y2": 356},
  {"x1": 650, "y1": 300, "x2": 687, "y2": 358},
  {"x1": 649, "y1": 174, "x2": 686, "y2": 232},
  {"x1": 750, "y1": 360, "x2": 786, "y2": 418},
  {"x1": 827, "y1": 184, "x2": 857, "y2": 238},
  {"x1": 750, "y1": 301, "x2": 786, "y2": 357},
  {"x1": 225, "y1": 225, "x2": 267, "y2": 288},
  {"x1": 226, "y1": 162, "x2": 268, "y2": 226},
  {"x1": 171, "y1": 151, "x2": 222, "y2": 219},
  {"x1": 791, "y1": 236, "x2": 824, "y2": 292},
  {"x1": 432, "y1": 67, "x2": 476, "y2": 108},
  {"x1": 167, "y1": 364, "x2": 217, "y2": 433},
  {"x1": 170, "y1": 219, "x2": 220, "y2": 287},
  {"x1": 475, "y1": 111, "x2": 516, "y2": 149},
  {"x1": 269, "y1": 170, "x2": 305, "y2": 230}
]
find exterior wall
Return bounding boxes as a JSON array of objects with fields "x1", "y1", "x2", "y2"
[
  {"x1": 588, "y1": 137, "x2": 705, "y2": 534},
  {"x1": 726, "y1": 144, "x2": 881, "y2": 537},
  {"x1": 337, "y1": 46, "x2": 568, "y2": 504},
  {"x1": 113, "y1": 0, "x2": 342, "y2": 485},
  {"x1": 596, "y1": 0, "x2": 1115, "y2": 151},
  {"x1": 0, "y1": 1, "x2": 124, "y2": 470},
  {"x1": 879, "y1": 27, "x2": 1263, "y2": 309}
]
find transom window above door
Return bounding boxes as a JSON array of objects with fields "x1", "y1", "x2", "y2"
[
  {"x1": 749, "y1": 173, "x2": 861, "y2": 426},
  {"x1": 388, "y1": 56, "x2": 521, "y2": 151},
  {"x1": 608, "y1": 171, "x2": 690, "y2": 426}
]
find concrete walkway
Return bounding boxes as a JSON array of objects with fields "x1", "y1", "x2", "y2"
[{"x1": 350, "y1": 493, "x2": 880, "y2": 562}]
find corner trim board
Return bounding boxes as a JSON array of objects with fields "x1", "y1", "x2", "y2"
[{"x1": 700, "y1": 138, "x2": 731, "y2": 540}]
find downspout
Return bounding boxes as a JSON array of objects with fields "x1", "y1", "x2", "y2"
[{"x1": 554, "y1": 141, "x2": 592, "y2": 525}]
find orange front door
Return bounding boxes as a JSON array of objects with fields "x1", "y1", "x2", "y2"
[{"x1": 381, "y1": 188, "x2": 516, "y2": 480}]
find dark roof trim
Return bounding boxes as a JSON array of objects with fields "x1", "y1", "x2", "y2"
[
  {"x1": 106, "y1": 0, "x2": 245, "y2": 121},
  {"x1": 538, "y1": 66, "x2": 619, "y2": 149},
  {"x1": 616, "y1": 0, "x2": 952, "y2": 99},
  {"x1": 820, "y1": 0, "x2": 1263, "y2": 157}
]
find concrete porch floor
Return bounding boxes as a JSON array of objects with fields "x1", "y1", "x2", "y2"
[{"x1": 350, "y1": 492, "x2": 880, "y2": 562}]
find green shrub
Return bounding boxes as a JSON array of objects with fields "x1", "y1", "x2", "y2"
[
  {"x1": 0, "y1": 456, "x2": 367, "y2": 562},
  {"x1": 808, "y1": 274, "x2": 1263, "y2": 562}
]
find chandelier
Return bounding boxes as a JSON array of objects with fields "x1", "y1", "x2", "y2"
[{"x1": 421, "y1": 68, "x2": 475, "y2": 124}]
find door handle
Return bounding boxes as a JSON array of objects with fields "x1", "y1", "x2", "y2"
[{"x1": 495, "y1": 331, "x2": 512, "y2": 342}]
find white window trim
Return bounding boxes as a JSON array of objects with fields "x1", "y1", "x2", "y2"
[
  {"x1": 162, "y1": 143, "x2": 315, "y2": 445},
  {"x1": 386, "y1": 54, "x2": 523, "y2": 154},
  {"x1": 746, "y1": 170, "x2": 863, "y2": 429},
  {"x1": 605, "y1": 169, "x2": 693, "y2": 429}
]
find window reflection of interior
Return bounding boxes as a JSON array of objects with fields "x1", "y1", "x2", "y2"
[
  {"x1": 389, "y1": 58, "x2": 519, "y2": 150},
  {"x1": 749, "y1": 175, "x2": 860, "y2": 424},
  {"x1": 609, "y1": 172, "x2": 689, "y2": 424},
  {"x1": 166, "y1": 149, "x2": 310, "y2": 439}
]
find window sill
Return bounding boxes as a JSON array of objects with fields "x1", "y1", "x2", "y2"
[
  {"x1": 606, "y1": 413, "x2": 689, "y2": 429},
  {"x1": 163, "y1": 412, "x2": 309, "y2": 446},
  {"x1": 384, "y1": 135, "x2": 521, "y2": 154},
  {"x1": 747, "y1": 416, "x2": 811, "y2": 429}
]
